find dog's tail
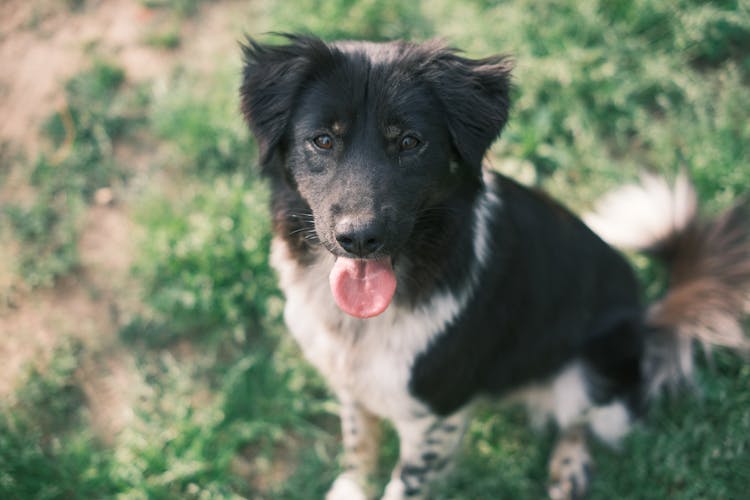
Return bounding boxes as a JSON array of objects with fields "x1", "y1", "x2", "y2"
[{"x1": 584, "y1": 172, "x2": 750, "y2": 396}]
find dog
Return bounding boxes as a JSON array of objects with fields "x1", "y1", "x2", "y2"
[{"x1": 239, "y1": 34, "x2": 750, "y2": 499}]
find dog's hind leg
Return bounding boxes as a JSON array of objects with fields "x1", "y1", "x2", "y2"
[
  {"x1": 381, "y1": 410, "x2": 470, "y2": 500},
  {"x1": 327, "y1": 395, "x2": 382, "y2": 500},
  {"x1": 544, "y1": 360, "x2": 634, "y2": 499},
  {"x1": 543, "y1": 363, "x2": 595, "y2": 500},
  {"x1": 546, "y1": 400, "x2": 632, "y2": 500}
]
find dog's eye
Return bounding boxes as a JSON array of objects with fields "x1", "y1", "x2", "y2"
[
  {"x1": 399, "y1": 135, "x2": 420, "y2": 152},
  {"x1": 313, "y1": 134, "x2": 334, "y2": 150}
]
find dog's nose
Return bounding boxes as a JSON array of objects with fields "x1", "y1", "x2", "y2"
[{"x1": 335, "y1": 218, "x2": 385, "y2": 257}]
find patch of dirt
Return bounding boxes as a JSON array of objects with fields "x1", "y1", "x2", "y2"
[
  {"x1": 0, "y1": 0, "x2": 251, "y2": 156},
  {"x1": 0, "y1": 0, "x2": 257, "y2": 439}
]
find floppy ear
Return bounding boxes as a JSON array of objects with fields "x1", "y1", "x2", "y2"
[
  {"x1": 240, "y1": 35, "x2": 333, "y2": 171},
  {"x1": 424, "y1": 50, "x2": 513, "y2": 171}
]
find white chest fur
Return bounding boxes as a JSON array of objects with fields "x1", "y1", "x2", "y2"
[{"x1": 270, "y1": 237, "x2": 464, "y2": 420}]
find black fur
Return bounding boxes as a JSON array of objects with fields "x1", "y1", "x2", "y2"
[
  {"x1": 239, "y1": 34, "x2": 749, "y2": 498},
  {"x1": 241, "y1": 35, "x2": 643, "y2": 416},
  {"x1": 241, "y1": 33, "x2": 642, "y2": 418},
  {"x1": 241, "y1": 35, "x2": 513, "y2": 304},
  {"x1": 408, "y1": 176, "x2": 645, "y2": 415}
]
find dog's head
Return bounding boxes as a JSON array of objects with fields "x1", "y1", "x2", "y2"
[{"x1": 240, "y1": 35, "x2": 512, "y2": 317}]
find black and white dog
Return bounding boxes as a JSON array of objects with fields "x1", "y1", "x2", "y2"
[{"x1": 239, "y1": 35, "x2": 750, "y2": 499}]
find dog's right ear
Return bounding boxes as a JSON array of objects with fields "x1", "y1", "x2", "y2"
[{"x1": 240, "y1": 35, "x2": 332, "y2": 172}]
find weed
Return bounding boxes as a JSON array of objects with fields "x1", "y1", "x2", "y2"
[
  {"x1": 3, "y1": 195, "x2": 81, "y2": 288},
  {"x1": 130, "y1": 173, "x2": 276, "y2": 345},
  {"x1": 0, "y1": 340, "x2": 116, "y2": 499},
  {"x1": 151, "y1": 70, "x2": 257, "y2": 176},
  {"x1": 1, "y1": 60, "x2": 145, "y2": 289},
  {"x1": 144, "y1": 28, "x2": 182, "y2": 49}
]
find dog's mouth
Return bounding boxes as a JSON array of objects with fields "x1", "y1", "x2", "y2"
[{"x1": 329, "y1": 256, "x2": 397, "y2": 319}]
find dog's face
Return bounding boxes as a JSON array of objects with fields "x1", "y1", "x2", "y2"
[
  {"x1": 241, "y1": 36, "x2": 512, "y2": 317},
  {"x1": 286, "y1": 62, "x2": 455, "y2": 259}
]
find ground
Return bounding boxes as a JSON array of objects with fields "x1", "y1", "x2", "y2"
[{"x1": 0, "y1": 0, "x2": 252, "y2": 434}]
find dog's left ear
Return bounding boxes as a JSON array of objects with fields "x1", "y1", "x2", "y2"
[{"x1": 424, "y1": 50, "x2": 513, "y2": 171}]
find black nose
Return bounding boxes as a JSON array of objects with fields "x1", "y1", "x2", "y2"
[{"x1": 335, "y1": 218, "x2": 385, "y2": 257}]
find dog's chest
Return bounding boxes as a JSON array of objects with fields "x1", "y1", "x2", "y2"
[{"x1": 270, "y1": 238, "x2": 457, "y2": 420}]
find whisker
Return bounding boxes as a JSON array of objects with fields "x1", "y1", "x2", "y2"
[{"x1": 288, "y1": 226, "x2": 315, "y2": 236}]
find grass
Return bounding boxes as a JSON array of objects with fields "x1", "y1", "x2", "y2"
[
  {"x1": 0, "y1": 340, "x2": 116, "y2": 498},
  {"x1": 589, "y1": 351, "x2": 750, "y2": 499},
  {"x1": 139, "y1": 0, "x2": 213, "y2": 50},
  {"x1": 140, "y1": 0, "x2": 208, "y2": 18},
  {"x1": 1, "y1": 60, "x2": 146, "y2": 290},
  {"x1": 1, "y1": 0, "x2": 749, "y2": 498}
]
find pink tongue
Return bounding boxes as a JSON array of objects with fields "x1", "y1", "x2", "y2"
[{"x1": 329, "y1": 257, "x2": 397, "y2": 318}]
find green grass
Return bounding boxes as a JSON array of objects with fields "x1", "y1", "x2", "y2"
[
  {"x1": 140, "y1": 0, "x2": 208, "y2": 18},
  {"x1": 0, "y1": 340, "x2": 116, "y2": 499},
  {"x1": 127, "y1": 173, "x2": 274, "y2": 344},
  {"x1": 269, "y1": 0, "x2": 432, "y2": 41},
  {"x1": 144, "y1": 29, "x2": 182, "y2": 50},
  {"x1": 1, "y1": 0, "x2": 749, "y2": 498}
]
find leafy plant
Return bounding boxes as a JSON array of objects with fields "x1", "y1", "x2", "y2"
[
  {"x1": 131, "y1": 173, "x2": 276, "y2": 344},
  {"x1": 0, "y1": 341, "x2": 116, "y2": 499},
  {"x1": 151, "y1": 70, "x2": 257, "y2": 176}
]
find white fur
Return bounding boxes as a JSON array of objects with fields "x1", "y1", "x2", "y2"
[
  {"x1": 583, "y1": 171, "x2": 696, "y2": 250},
  {"x1": 552, "y1": 363, "x2": 592, "y2": 429},
  {"x1": 511, "y1": 362, "x2": 631, "y2": 447},
  {"x1": 589, "y1": 401, "x2": 631, "y2": 447},
  {"x1": 273, "y1": 179, "x2": 642, "y2": 499},
  {"x1": 326, "y1": 473, "x2": 369, "y2": 500},
  {"x1": 273, "y1": 237, "x2": 437, "y2": 419},
  {"x1": 510, "y1": 362, "x2": 591, "y2": 429},
  {"x1": 472, "y1": 186, "x2": 501, "y2": 268},
  {"x1": 381, "y1": 478, "x2": 408, "y2": 500},
  {"x1": 271, "y1": 187, "x2": 499, "y2": 422}
]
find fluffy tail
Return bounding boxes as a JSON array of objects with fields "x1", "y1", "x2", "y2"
[{"x1": 585, "y1": 173, "x2": 750, "y2": 395}]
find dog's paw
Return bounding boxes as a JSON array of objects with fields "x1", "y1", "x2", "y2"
[
  {"x1": 381, "y1": 478, "x2": 427, "y2": 500},
  {"x1": 381, "y1": 479, "x2": 406, "y2": 500},
  {"x1": 326, "y1": 472, "x2": 370, "y2": 500},
  {"x1": 547, "y1": 435, "x2": 592, "y2": 500}
]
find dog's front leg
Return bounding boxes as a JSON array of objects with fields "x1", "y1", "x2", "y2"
[
  {"x1": 382, "y1": 410, "x2": 469, "y2": 500},
  {"x1": 327, "y1": 394, "x2": 382, "y2": 500}
]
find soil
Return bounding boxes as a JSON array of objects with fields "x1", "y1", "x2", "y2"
[{"x1": 0, "y1": 0, "x2": 257, "y2": 439}]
